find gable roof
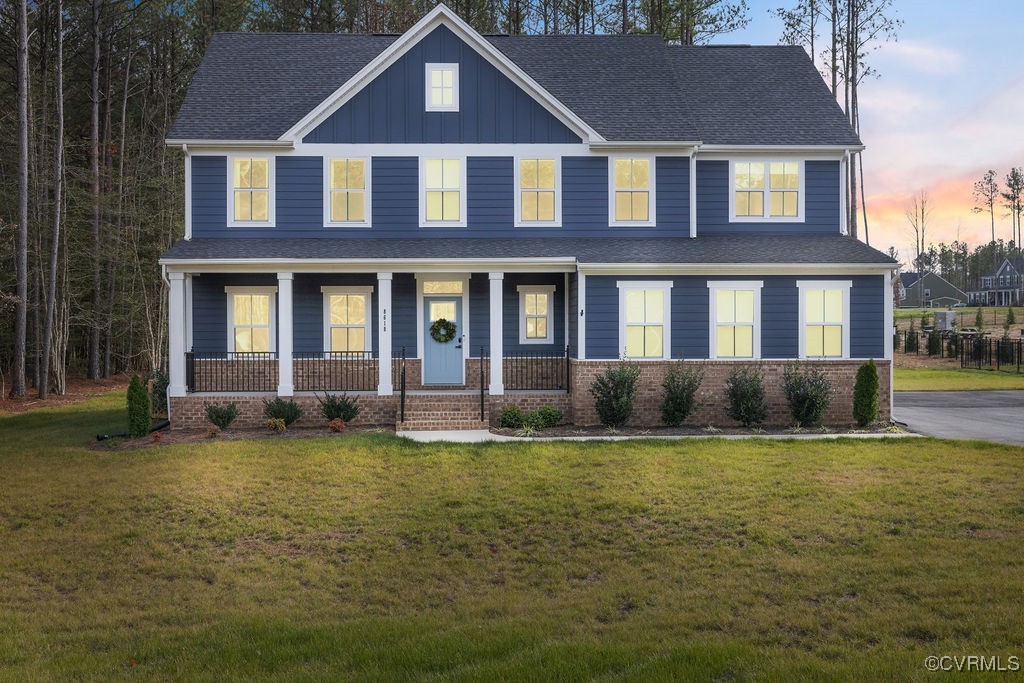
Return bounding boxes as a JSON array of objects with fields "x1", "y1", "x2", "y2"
[
  {"x1": 899, "y1": 272, "x2": 920, "y2": 289},
  {"x1": 168, "y1": 9, "x2": 861, "y2": 146}
]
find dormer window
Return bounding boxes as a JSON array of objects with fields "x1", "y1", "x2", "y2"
[{"x1": 425, "y1": 63, "x2": 459, "y2": 112}]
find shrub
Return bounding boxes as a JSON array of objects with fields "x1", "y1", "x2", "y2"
[
  {"x1": 328, "y1": 418, "x2": 346, "y2": 433},
  {"x1": 499, "y1": 406, "x2": 526, "y2": 429},
  {"x1": 204, "y1": 403, "x2": 238, "y2": 429},
  {"x1": 975, "y1": 309, "x2": 985, "y2": 330},
  {"x1": 920, "y1": 311, "x2": 931, "y2": 328},
  {"x1": 998, "y1": 335, "x2": 1016, "y2": 363},
  {"x1": 904, "y1": 320, "x2": 919, "y2": 353},
  {"x1": 526, "y1": 406, "x2": 562, "y2": 429},
  {"x1": 852, "y1": 359, "x2": 879, "y2": 427},
  {"x1": 926, "y1": 332, "x2": 942, "y2": 356},
  {"x1": 589, "y1": 363, "x2": 641, "y2": 428},
  {"x1": 782, "y1": 365, "x2": 833, "y2": 428},
  {"x1": 263, "y1": 398, "x2": 302, "y2": 426},
  {"x1": 946, "y1": 335, "x2": 960, "y2": 358},
  {"x1": 126, "y1": 375, "x2": 152, "y2": 437},
  {"x1": 1007, "y1": 308, "x2": 1017, "y2": 326},
  {"x1": 317, "y1": 393, "x2": 360, "y2": 422},
  {"x1": 266, "y1": 418, "x2": 286, "y2": 433},
  {"x1": 725, "y1": 365, "x2": 767, "y2": 428},
  {"x1": 660, "y1": 364, "x2": 704, "y2": 427},
  {"x1": 149, "y1": 369, "x2": 169, "y2": 415}
]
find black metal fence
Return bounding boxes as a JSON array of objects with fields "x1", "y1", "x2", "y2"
[
  {"x1": 185, "y1": 352, "x2": 277, "y2": 392},
  {"x1": 293, "y1": 352, "x2": 376, "y2": 392},
  {"x1": 895, "y1": 331, "x2": 961, "y2": 358},
  {"x1": 961, "y1": 337, "x2": 1024, "y2": 373},
  {"x1": 503, "y1": 346, "x2": 571, "y2": 392}
]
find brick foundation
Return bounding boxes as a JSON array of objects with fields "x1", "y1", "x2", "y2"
[{"x1": 170, "y1": 393, "x2": 396, "y2": 430}]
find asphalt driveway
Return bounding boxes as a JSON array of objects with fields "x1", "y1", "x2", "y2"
[{"x1": 894, "y1": 391, "x2": 1024, "y2": 446}]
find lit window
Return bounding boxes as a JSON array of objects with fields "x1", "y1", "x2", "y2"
[
  {"x1": 709, "y1": 282, "x2": 762, "y2": 359},
  {"x1": 611, "y1": 158, "x2": 653, "y2": 224},
  {"x1": 618, "y1": 281, "x2": 672, "y2": 359},
  {"x1": 425, "y1": 63, "x2": 459, "y2": 112},
  {"x1": 518, "y1": 285, "x2": 555, "y2": 344},
  {"x1": 226, "y1": 288, "x2": 276, "y2": 354},
  {"x1": 322, "y1": 287, "x2": 372, "y2": 355},
  {"x1": 799, "y1": 281, "x2": 851, "y2": 359},
  {"x1": 733, "y1": 160, "x2": 802, "y2": 220},
  {"x1": 422, "y1": 280, "x2": 464, "y2": 294},
  {"x1": 231, "y1": 157, "x2": 272, "y2": 223},
  {"x1": 326, "y1": 158, "x2": 369, "y2": 225},
  {"x1": 422, "y1": 158, "x2": 463, "y2": 225},
  {"x1": 518, "y1": 159, "x2": 558, "y2": 224}
]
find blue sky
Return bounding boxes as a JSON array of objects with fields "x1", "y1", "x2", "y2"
[{"x1": 723, "y1": 0, "x2": 1024, "y2": 259}]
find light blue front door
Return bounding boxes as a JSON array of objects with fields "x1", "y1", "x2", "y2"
[{"x1": 423, "y1": 296, "x2": 463, "y2": 384}]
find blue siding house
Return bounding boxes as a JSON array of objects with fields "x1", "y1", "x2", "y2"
[{"x1": 161, "y1": 5, "x2": 896, "y2": 429}]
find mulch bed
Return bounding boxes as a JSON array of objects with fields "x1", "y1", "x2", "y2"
[{"x1": 492, "y1": 423, "x2": 899, "y2": 438}]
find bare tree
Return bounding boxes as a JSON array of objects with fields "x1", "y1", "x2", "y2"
[
  {"x1": 1002, "y1": 168, "x2": 1024, "y2": 252},
  {"x1": 88, "y1": 0, "x2": 102, "y2": 380},
  {"x1": 672, "y1": 0, "x2": 749, "y2": 44},
  {"x1": 906, "y1": 190, "x2": 930, "y2": 307},
  {"x1": 11, "y1": 0, "x2": 30, "y2": 398},
  {"x1": 772, "y1": 0, "x2": 822, "y2": 70},
  {"x1": 972, "y1": 169, "x2": 1000, "y2": 245}
]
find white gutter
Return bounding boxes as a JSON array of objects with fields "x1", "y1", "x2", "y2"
[
  {"x1": 165, "y1": 139, "x2": 295, "y2": 149},
  {"x1": 578, "y1": 262, "x2": 898, "y2": 276},
  {"x1": 698, "y1": 143, "x2": 866, "y2": 153},
  {"x1": 159, "y1": 256, "x2": 578, "y2": 273},
  {"x1": 588, "y1": 140, "x2": 702, "y2": 150}
]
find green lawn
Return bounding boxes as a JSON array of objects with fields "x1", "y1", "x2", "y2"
[
  {"x1": 2, "y1": 394, "x2": 1024, "y2": 680},
  {"x1": 895, "y1": 367, "x2": 1024, "y2": 391}
]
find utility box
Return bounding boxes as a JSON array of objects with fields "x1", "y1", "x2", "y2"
[{"x1": 934, "y1": 310, "x2": 956, "y2": 332}]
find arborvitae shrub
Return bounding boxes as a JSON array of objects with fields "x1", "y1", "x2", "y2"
[
  {"x1": 725, "y1": 366, "x2": 767, "y2": 428},
  {"x1": 853, "y1": 359, "x2": 880, "y2": 427},
  {"x1": 262, "y1": 398, "x2": 302, "y2": 426},
  {"x1": 661, "y1": 364, "x2": 704, "y2": 427},
  {"x1": 782, "y1": 365, "x2": 833, "y2": 427},
  {"x1": 127, "y1": 375, "x2": 152, "y2": 437},
  {"x1": 204, "y1": 402, "x2": 238, "y2": 429},
  {"x1": 927, "y1": 332, "x2": 942, "y2": 355},
  {"x1": 1007, "y1": 308, "x2": 1017, "y2": 326},
  {"x1": 975, "y1": 309, "x2": 985, "y2": 330},
  {"x1": 317, "y1": 393, "x2": 360, "y2": 422},
  {"x1": 905, "y1": 320, "x2": 920, "y2": 352},
  {"x1": 589, "y1": 363, "x2": 641, "y2": 428},
  {"x1": 149, "y1": 370, "x2": 169, "y2": 415}
]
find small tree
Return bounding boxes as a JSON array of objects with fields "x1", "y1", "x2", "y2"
[
  {"x1": 975, "y1": 309, "x2": 985, "y2": 330},
  {"x1": 853, "y1": 359, "x2": 880, "y2": 427},
  {"x1": 661, "y1": 364, "x2": 704, "y2": 427},
  {"x1": 589, "y1": 363, "x2": 641, "y2": 428},
  {"x1": 782, "y1": 365, "x2": 833, "y2": 427},
  {"x1": 1007, "y1": 308, "x2": 1017, "y2": 326},
  {"x1": 725, "y1": 366, "x2": 767, "y2": 428},
  {"x1": 126, "y1": 375, "x2": 151, "y2": 437}
]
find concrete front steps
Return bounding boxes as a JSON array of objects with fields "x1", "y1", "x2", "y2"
[{"x1": 396, "y1": 392, "x2": 490, "y2": 431}]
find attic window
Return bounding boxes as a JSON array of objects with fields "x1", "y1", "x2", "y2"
[{"x1": 425, "y1": 63, "x2": 459, "y2": 112}]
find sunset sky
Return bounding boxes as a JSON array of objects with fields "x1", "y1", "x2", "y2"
[{"x1": 727, "y1": 0, "x2": 1023, "y2": 264}]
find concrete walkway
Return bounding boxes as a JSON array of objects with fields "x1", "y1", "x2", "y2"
[{"x1": 894, "y1": 391, "x2": 1024, "y2": 446}]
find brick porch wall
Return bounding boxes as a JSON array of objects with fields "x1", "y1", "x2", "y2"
[
  {"x1": 570, "y1": 359, "x2": 891, "y2": 427},
  {"x1": 170, "y1": 393, "x2": 396, "y2": 430}
]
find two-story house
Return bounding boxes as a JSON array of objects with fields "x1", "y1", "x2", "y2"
[
  {"x1": 160, "y1": 5, "x2": 897, "y2": 429},
  {"x1": 969, "y1": 257, "x2": 1023, "y2": 306}
]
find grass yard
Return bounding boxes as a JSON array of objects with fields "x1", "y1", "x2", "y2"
[
  {"x1": 894, "y1": 367, "x2": 1024, "y2": 391},
  {"x1": 2, "y1": 393, "x2": 1024, "y2": 680}
]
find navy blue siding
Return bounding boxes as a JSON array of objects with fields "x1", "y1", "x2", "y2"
[
  {"x1": 277, "y1": 157, "x2": 323, "y2": 230},
  {"x1": 561, "y1": 156, "x2": 607, "y2": 230},
  {"x1": 655, "y1": 157, "x2": 689, "y2": 233},
  {"x1": 191, "y1": 273, "x2": 278, "y2": 354},
  {"x1": 192, "y1": 156, "x2": 228, "y2": 236},
  {"x1": 304, "y1": 26, "x2": 581, "y2": 145},
  {"x1": 469, "y1": 273, "x2": 490, "y2": 354},
  {"x1": 697, "y1": 160, "x2": 840, "y2": 233},
  {"x1": 568, "y1": 274, "x2": 579, "y2": 355},
  {"x1": 293, "y1": 274, "x2": 378, "y2": 355},
  {"x1": 503, "y1": 273, "x2": 566, "y2": 354},
  {"x1": 391, "y1": 274, "x2": 418, "y2": 355},
  {"x1": 468, "y1": 157, "x2": 514, "y2": 229},
  {"x1": 584, "y1": 274, "x2": 884, "y2": 360}
]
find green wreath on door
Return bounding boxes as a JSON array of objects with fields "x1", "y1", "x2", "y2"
[{"x1": 429, "y1": 318, "x2": 457, "y2": 344}]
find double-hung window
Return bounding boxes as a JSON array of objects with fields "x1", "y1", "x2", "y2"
[
  {"x1": 425, "y1": 63, "x2": 459, "y2": 112},
  {"x1": 421, "y1": 158, "x2": 465, "y2": 226},
  {"x1": 618, "y1": 281, "x2": 672, "y2": 359},
  {"x1": 225, "y1": 287, "x2": 276, "y2": 354},
  {"x1": 322, "y1": 287, "x2": 372, "y2": 356},
  {"x1": 229, "y1": 157, "x2": 273, "y2": 226},
  {"x1": 516, "y1": 158, "x2": 559, "y2": 226},
  {"x1": 798, "y1": 281, "x2": 851, "y2": 359},
  {"x1": 732, "y1": 160, "x2": 803, "y2": 221},
  {"x1": 708, "y1": 281, "x2": 762, "y2": 359},
  {"x1": 325, "y1": 158, "x2": 370, "y2": 226},
  {"x1": 518, "y1": 285, "x2": 555, "y2": 344},
  {"x1": 610, "y1": 157, "x2": 655, "y2": 225}
]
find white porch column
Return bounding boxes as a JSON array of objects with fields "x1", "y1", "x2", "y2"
[
  {"x1": 377, "y1": 272, "x2": 393, "y2": 395},
  {"x1": 167, "y1": 271, "x2": 187, "y2": 398},
  {"x1": 277, "y1": 272, "x2": 294, "y2": 396},
  {"x1": 489, "y1": 272, "x2": 504, "y2": 395}
]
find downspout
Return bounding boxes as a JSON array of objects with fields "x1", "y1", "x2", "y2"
[
  {"x1": 689, "y1": 144, "x2": 700, "y2": 239},
  {"x1": 840, "y1": 149, "x2": 851, "y2": 236}
]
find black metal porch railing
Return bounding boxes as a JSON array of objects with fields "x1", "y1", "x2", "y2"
[
  {"x1": 961, "y1": 336, "x2": 1024, "y2": 374},
  {"x1": 184, "y1": 352, "x2": 278, "y2": 392},
  {"x1": 399, "y1": 347, "x2": 407, "y2": 423},
  {"x1": 503, "y1": 345, "x2": 571, "y2": 392},
  {"x1": 293, "y1": 351, "x2": 376, "y2": 392}
]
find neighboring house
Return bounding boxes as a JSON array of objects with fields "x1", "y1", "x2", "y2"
[
  {"x1": 969, "y1": 257, "x2": 1024, "y2": 306},
  {"x1": 159, "y1": 5, "x2": 897, "y2": 429},
  {"x1": 898, "y1": 271, "x2": 968, "y2": 308}
]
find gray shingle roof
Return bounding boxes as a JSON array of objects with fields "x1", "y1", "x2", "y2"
[
  {"x1": 168, "y1": 32, "x2": 860, "y2": 146},
  {"x1": 161, "y1": 233, "x2": 895, "y2": 265}
]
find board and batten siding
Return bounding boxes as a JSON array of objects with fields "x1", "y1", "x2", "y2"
[
  {"x1": 303, "y1": 25, "x2": 581, "y2": 145},
  {"x1": 583, "y1": 275, "x2": 885, "y2": 360},
  {"x1": 696, "y1": 159, "x2": 841, "y2": 233}
]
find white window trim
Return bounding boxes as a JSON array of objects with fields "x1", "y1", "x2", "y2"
[
  {"x1": 419, "y1": 156, "x2": 468, "y2": 228},
  {"x1": 707, "y1": 281, "x2": 764, "y2": 360},
  {"x1": 425, "y1": 63, "x2": 459, "y2": 112},
  {"x1": 320, "y1": 286, "x2": 374, "y2": 357},
  {"x1": 514, "y1": 156, "x2": 562, "y2": 227},
  {"x1": 797, "y1": 280, "x2": 852, "y2": 360},
  {"x1": 729, "y1": 158, "x2": 805, "y2": 223},
  {"x1": 616, "y1": 280, "x2": 673, "y2": 360},
  {"x1": 517, "y1": 285, "x2": 556, "y2": 344},
  {"x1": 322, "y1": 157, "x2": 372, "y2": 228},
  {"x1": 224, "y1": 286, "x2": 278, "y2": 354},
  {"x1": 226, "y1": 155, "x2": 276, "y2": 228},
  {"x1": 608, "y1": 156, "x2": 657, "y2": 227}
]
